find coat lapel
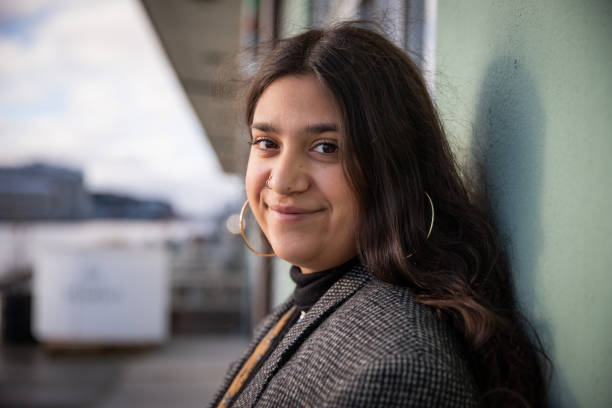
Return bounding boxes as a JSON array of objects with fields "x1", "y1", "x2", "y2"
[
  {"x1": 209, "y1": 298, "x2": 294, "y2": 408},
  {"x1": 236, "y1": 264, "x2": 373, "y2": 407}
]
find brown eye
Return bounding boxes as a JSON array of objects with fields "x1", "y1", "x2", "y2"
[
  {"x1": 313, "y1": 142, "x2": 339, "y2": 154},
  {"x1": 253, "y1": 138, "x2": 279, "y2": 150}
]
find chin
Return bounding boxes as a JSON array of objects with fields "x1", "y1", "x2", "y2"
[
  {"x1": 274, "y1": 248, "x2": 311, "y2": 267},
  {"x1": 271, "y1": 242, "x2": 316, "y2": 269}
]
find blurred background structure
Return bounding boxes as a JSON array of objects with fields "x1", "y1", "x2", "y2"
[{"x1": 0, "y1": 0, "x2": 611, "y2": 407}]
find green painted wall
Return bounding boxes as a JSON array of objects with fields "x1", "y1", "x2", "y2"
[
  {"x1": 279, "y1": 0, "x2": 311, "y2": 38},
  {"x1": 435, "y1": 1, "x2": 612, "y2": 406}
]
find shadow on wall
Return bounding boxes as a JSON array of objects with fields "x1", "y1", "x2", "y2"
[
  {"x1": 472, "y1": 56, "x2": 573, "y2": 406},
  {"x1": 473, "y1": 56, "x2": 544, "y2": 310}
]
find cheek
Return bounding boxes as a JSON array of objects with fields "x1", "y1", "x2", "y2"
[
  {"x1": 245, "y1": 159, "x2": 268, "y2": 222},
  {"x1": 245, "y1": 155, "x2": 261, "y2": 197},
  {"x1": 321, "y1": 171, "x2": 357, "y2": 213}
]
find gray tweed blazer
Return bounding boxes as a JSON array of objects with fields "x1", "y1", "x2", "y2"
[{"x1": 210, "y1": 264, "x2": 478, "y2": 407}]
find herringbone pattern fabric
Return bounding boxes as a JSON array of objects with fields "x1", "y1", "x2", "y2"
[{"x1": 210, "y1": 265, "x2": 478, "y2": 407}]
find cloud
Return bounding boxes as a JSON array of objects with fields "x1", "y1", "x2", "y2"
[
  {"x1": 0, "y1": 0, "x2": 50, "y2": 17},
  {"x1": 0, "y1": 0, "x2": 242, "y2": 217}
]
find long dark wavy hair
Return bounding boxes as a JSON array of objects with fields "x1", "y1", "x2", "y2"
[{"x1": 243, "y1": 22, "x2": 548, "y2": 407}]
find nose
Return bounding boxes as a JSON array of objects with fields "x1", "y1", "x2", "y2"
[{"x1": 269, "y1": 149, "x2": 309, "y2": 195}]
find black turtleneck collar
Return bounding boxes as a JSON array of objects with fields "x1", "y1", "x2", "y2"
[{"x1": 290, "y1": 257, "x2": 358, "y2": 311}]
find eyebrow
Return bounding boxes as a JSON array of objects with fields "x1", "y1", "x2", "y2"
[{"x1": 251, "y1": 122, "x2": 339, "y2": 134}]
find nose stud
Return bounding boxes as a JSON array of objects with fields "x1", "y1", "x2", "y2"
[{"x1": 265, "y1": 176, "x2": 272, "y2": 189}]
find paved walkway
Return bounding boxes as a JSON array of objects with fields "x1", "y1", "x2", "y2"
[{"x1": 0, "y1": 335, "x2": 249, "y2": 408}]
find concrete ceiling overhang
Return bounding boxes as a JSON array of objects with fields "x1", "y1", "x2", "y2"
[{"x1": 139, "y1": 0, "x2": 246, "y2": 174}]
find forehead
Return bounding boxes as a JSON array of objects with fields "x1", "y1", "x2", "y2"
[{"x1": 252, "y1": 75, "x2": 342, "y2": 128}]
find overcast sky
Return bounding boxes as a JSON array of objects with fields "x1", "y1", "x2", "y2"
[{"x1": 0, "y1": 0, "x2": 243, "y2": 217}]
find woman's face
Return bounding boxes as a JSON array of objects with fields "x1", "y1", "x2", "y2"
[{"x1": 246, "y1": 74, "x2": 359, "y2": 273}]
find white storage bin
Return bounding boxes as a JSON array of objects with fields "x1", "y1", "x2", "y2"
[{"x1": 33, "y1": 246, "x2": 169, "y2": 344}]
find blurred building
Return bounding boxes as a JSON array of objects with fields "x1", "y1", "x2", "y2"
[
  {"x1": 0, "y1": 163, "x2": 92, "y2": 220},
  {"x1": 90, "y1": 193, "x2": 174, "y2": 219},
  {"x1": 0, "y1": 163, "x2": 175, "y2": 220}
]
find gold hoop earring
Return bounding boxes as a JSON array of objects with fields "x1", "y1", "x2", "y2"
[
  {"x1": 239, "y1": 200, "x2": 275, "y2": 257},
  {"x1": 407, "y1": 191, "x2": 435, "y2": 258},
  {"x1": 424, "y1": 191, "x2": 434, "y2": 239}
]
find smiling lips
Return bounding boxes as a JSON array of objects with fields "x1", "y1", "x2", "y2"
[{"x1": 268, "y1": 204, "x2": 323, "y2": 221}]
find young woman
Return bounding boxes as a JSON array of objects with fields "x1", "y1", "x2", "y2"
[{"x1": 212, "y1": 23, "x2": 548, "y2": 408}]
